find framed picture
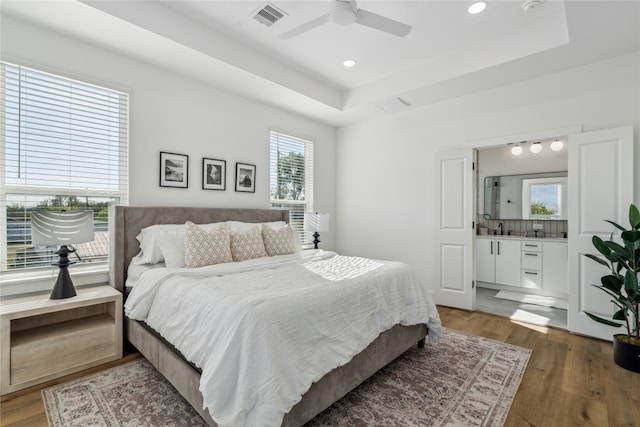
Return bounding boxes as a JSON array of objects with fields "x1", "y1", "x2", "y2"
[
  {"x1": 160, "y1": 151, "x2": 188, "y2": 188},
  {"x1": 202, "y1": 158, "x2": 226, "y2": 191},
  {"x1": 235, "y1": 162, "x2": 256, "y2": 193}
]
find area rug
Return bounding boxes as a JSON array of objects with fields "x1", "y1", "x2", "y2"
[
  {"x1": 42, "y1": 328, "x2": 531, "y2": 427},
  {"x1": 494, "y1": 290, "x2": 568, "y2": 310}
]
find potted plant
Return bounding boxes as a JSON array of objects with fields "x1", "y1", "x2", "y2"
[{"x1": 585, "y1": 203, "x2": 640, "y2": 373}]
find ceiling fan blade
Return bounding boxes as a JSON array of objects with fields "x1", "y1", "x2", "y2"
[
  {"x1": 279, "y1": 14, "x2": 330, "y2": 40},
  {"x1": 355, "y1": 8, "x2": 411, "y2": 37}
]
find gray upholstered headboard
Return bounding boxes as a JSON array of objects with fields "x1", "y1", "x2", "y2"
[{"x1": 108, "y1": 206, "x2": 289, "y2": 293}]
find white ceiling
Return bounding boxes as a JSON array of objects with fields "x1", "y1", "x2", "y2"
[{"x1": 2, "y1": 1, "x2": 639, "y2": 127}]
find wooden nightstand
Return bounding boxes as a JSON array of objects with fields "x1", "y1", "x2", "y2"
[{"x1": 0, "y1": 285, "x2": 122, "y2": 395}]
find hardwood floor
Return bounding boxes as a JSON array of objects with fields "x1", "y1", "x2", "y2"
[{"x1": 1, "y1": 308, "x2": 638, "y2": 426}]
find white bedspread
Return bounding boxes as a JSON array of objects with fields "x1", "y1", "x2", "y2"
[{"x1": 125, "y1": 250, "x2": 441, "y2": 427}]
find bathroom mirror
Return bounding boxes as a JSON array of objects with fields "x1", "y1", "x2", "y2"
[{"x1": 483, "y1": 171, "x2": 568, "y2": 220}]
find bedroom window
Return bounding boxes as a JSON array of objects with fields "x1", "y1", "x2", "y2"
[
  {"x1": 269, "y1": 129, "x2": 314, "y2": 243},
  {"x1": 1, "y1": 62, "x2": 129, "y2": 273}
]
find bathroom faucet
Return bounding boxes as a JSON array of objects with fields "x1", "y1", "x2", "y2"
[{"x1": 498, "y1": 222, "x2": 503, "y2": 235}]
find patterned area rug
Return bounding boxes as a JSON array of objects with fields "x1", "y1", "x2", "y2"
[{"x1": 42, "y1": 328, "x2": 531, "y2": 427}]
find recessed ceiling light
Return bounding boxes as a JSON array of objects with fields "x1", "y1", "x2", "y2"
[
  {"x1": 468, "y1": 2, "x2": 487, "y2": 14},
  {"x1": 511, "y1": 145, "x2": 523, "y2": 156},
  {"x1": 343, "y1": 59, "x2": 356, "y2": 68}
]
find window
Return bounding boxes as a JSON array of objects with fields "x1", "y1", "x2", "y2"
[
  {"x1": 269, "y1": 129, "x2": 314, "y2": 243},
  {"x1": 1, "y1": 62, "x2": 129, "y2": 273},
  {"x1": 522, "y1": 177, "x2": 567, "y2": 220}
]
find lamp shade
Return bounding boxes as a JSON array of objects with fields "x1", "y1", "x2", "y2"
[
  {"x1": 304, "y1": 213, "x2": 330, "y2": 233},
  {"x1": 31, "y1": 211, "x2": 94, "y2": 246}
]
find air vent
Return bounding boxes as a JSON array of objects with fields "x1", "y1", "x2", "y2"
[
  {"x1": 252, "y1": 2, "x2": 287, "y2": 27},
  {"x1": 377, "y1": 97, "x2": 411, "y2": 113}
]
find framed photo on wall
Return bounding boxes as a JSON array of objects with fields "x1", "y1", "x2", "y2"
[
  {"x1": 160, "y1": 151, "x2": 188, "y2": 188},
  {"x1": 235, "y1": 162, "x2": 256, "y2": 193},
  {"x1": 202, "y1": 158, "x2": 226, "y2": 191}
]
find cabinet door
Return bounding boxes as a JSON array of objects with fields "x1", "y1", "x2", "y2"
[
  {"x1": 475, "y1": 238, "x2": 495, "y2": 282},
  {"x1": 495, "y1": 239, "x2": 521, "y2": 286},
  {"x1": 543, "y1": 241, "x2": 568, "y2": 294}
]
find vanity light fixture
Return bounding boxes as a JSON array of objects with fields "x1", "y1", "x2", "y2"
[
  {"x1": 530, "y1": 142, "x2": 542, "y2": 154},
  {"x1": 550, "y1": 139, "x2": 564, "y2": 151},
  {"x1": 468, "y1": 2, "x2": 487, "y2": 14},
  {"x1": 511, "y1": 144, "x2": 523, "y2": 156},
  {"x1": 343, "y1": 59, "x2": 356, "y2": 68}
]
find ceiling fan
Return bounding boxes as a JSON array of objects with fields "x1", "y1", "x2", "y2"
[{"x1": 279, "y1": 0, "x2": 412, "y2": 40}]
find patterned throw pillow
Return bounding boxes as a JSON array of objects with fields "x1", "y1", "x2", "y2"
[
  {"x1": 229, "y1": 226, "x2": 267, "y2": 262},
  {"x1": 184, "y1": 221, "x2": 232, "y2": 268},
  {"x1": 262, "y1": 224, "x2": 296, "y2": 256}
]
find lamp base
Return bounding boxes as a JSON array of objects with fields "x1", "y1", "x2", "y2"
[
  {"x1": 50, "y1": 245, "x2": 77, "y2": 300},
  {"x1": 312, "y1": 232, "x2": 321, "y2": 249}
]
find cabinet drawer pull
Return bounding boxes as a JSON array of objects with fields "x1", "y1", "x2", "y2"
[
  {"x1": 524, "y1": 253, "x2": 538, "y2": 256},
  {"x1": 524, "y1": 244, "x2": 538, "y2": 247},
  {"x1": 524, "y1": 271, "x2": 539, "y2": 275},
  {"x1": 490, "y1": 241, "x2": 493, "y2": 255}
]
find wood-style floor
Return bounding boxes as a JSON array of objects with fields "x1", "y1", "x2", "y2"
[{"x1": 1, "y1": 307, "x2": 639, "y2": 427}]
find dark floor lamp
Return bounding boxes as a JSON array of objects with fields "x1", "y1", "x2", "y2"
[
  {"x1": 304, "y1": 212, "x2": 330, "y2": 249},
  {"x1": 31, "y1": 211, "x2": 94, "y2": 299}
]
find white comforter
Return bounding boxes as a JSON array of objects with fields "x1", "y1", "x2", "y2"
[{"x1": 125, "y1": 250, "x2": 441, "y2": 427}]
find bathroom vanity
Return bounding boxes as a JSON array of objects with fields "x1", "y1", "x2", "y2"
[{"x1": 476, "y1": 235, "x2": 568, "y2": 295}]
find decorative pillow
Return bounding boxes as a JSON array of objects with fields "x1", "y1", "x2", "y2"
[
  {"x1": 262, "y1": 223, "x2": 296, "y2": 256},
  {"x1": 229, "y1": 225, "x2": 267, "y2": 262},
  {"x1": 184, "y1": 221, "x2": 232, "y2": 268}
]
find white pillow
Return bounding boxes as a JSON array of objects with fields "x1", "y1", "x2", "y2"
[
  {"x1": 184, "y1": 221, "x2": 233, "y2": 268},
  {"x1": 227, "y1": 220, "x2": 286, "y2": 233},
  {"x1": 157, "y1": 230, "x2": 186, "y2": 268},
  {"x1": 132, "y1": 224, "x2": 185, "y2": 265},
  {"x1": 229, "y1": 225, "x2": 267, "y2": 262}
]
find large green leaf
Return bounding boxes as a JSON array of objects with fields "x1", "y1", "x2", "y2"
[
  {"x1": 613, "y1": 308, "x2": 629, "y2": 321},
  {"x1": 621, "y1": 230, "x2": 640, "y2": 251},
  {"x1": 605, "y1": 219, "x2": 627, "y2": 232},
  {"x1": 585, "y1": 311, "x2": 623, "y2": 328},
  {"x1": 624, "y1": 269, "x2": 639, "y2": 293},
  {"x1": 592, "y1": 235, "x2": 611, "y2": 257},
  {"x1": 603, "y1": 240, "x2": 630, "y2": 257},
  {"x1": 629, "y1": 204, "x2": 640, "y2": 229},
  {"x1": 584, "y1": 253, "x2": 609, "y2": 268},
  {"x1": 601, "y1": 274, "x2": 623, "y2": 293}
]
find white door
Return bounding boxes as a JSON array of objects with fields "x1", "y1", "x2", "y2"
[
  {"x1": 568, "y1": 126, "x2": 633, "y2": 341},
  {"x1": 495, "y1": 239, "x2": 522, "y2": 286},
  {"x1": 435, "y1": 149, "x2": 475, "y2": 310},
  {"x1": 476, "y1": 238, "x2": 495, "y2": 283}
]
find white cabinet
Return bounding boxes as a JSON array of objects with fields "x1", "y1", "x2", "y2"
[
  {"x1": 476, "y1": 237, "x2": 568, "y2": 293},
  {"x1": 476, "y1": 237, "x2": 521, "y2": 286},
  {"x1": 542, "y1": 241, "x2": 568, "y2": 293},
  {"x1": 521, "y1": 240, "x2": 542, "y2": 289}
]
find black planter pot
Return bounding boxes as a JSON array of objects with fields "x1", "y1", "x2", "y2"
[{"x1": 613, "y1": 334, "x2": 640, "y2": 373}]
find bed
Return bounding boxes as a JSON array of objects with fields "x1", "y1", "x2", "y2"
[{"x1": 109, "y1": 206, "x2": 441, "y2": 426}]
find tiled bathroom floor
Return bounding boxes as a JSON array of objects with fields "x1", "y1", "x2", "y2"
[{"x1": 476, "y1": 287, "x2": 568, "y2": 329}]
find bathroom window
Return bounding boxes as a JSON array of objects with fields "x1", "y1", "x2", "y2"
[{"x1": 522, "y1": 177, "x2": 567, "y2": 219}]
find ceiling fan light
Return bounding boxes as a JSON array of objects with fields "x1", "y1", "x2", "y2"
[
  {"x1": 468, "y1": 2, "x2": 487, "y2": 14},
  {"x1": 511, "y1": 145, "x2": 523, "y2": 156},
  {"x1": 343, "y1": 59, "x2": 356, "y2": 67},
  {"x1": 330, "y1": 0, "x2": 357, "y2": 25},
  {"x1": 550, "y1": 139, "x2": 564, "y2": 151},
  {"x1": 530, "y1": 142, "x2": 542, "y2": 154}
]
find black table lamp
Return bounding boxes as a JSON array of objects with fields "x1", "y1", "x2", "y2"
[
  {"x1": 304, "y1": 212, "x2": 330, "y2": 249},
  {"x1": 31, "y1": 211, "x2": 95, "y2": 299}
]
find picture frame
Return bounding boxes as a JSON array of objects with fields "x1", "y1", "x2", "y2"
[
  {"x1": 202, "y1": 158, "x2": 226, "y2": 191},
  {"x1": 235, "y1": 162, "x2": 256, "y2": 193},
  {"x1": 160, "y1": 151, "x2": 188, "y2": 188}
]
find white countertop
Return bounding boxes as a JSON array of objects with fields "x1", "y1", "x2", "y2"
[{"x1": 476, "y1": 235, "x2": 567, "y2": 243}]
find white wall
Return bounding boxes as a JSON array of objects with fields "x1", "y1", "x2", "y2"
[
  {"x1": 1, "y1": 15, "x2": 337, "y2": 250},
  {"x1": 336, "y1": 52, "x2": 640, "y2": 290}
]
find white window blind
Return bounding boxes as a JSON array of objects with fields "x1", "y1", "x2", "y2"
[
  {"x1": 1, "y1": 62, "x2": 129, "y2": 272},
  {"x1": 269, "y1": 129, "x2": 314, "y2": 243}
]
